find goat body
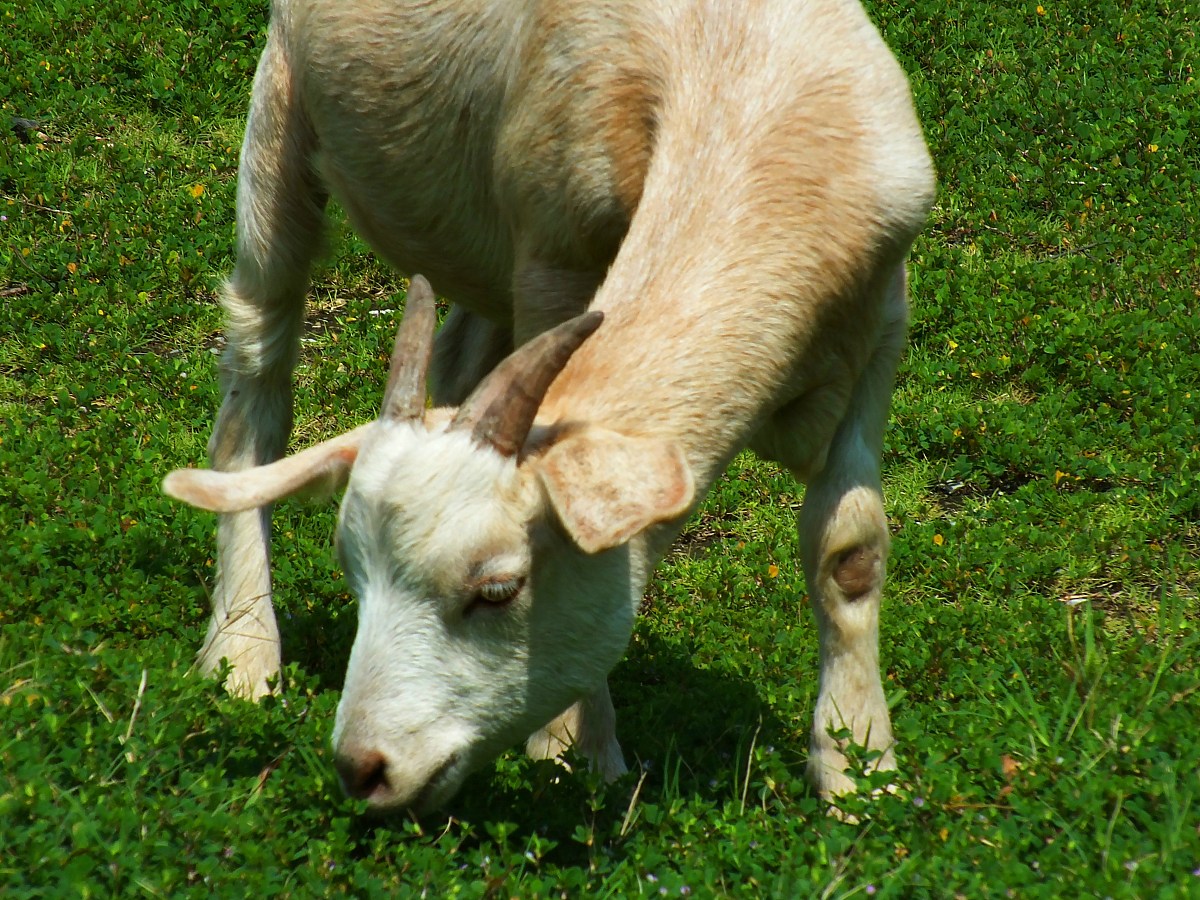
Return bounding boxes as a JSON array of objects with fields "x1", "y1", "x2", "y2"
[{"x1": 165, "y1": 0, "x2": 935, "y2": 812}]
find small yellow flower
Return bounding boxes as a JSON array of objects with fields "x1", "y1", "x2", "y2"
[
  {"x1": 767, "y1": 564, "x2": 779, "y2": 578},
  {"x1": 1036, "y1": 4, "x2": 1045, "y2": 14},
  {"x1": 190, "y1": 183, "x2": 206, "y2": 199},
  {"x1": 933, "y1": 534, "x2": 944, "y2": 547},
  {"x1": 1148, "y1": 144, "x2": 1159, "y2": 153}
]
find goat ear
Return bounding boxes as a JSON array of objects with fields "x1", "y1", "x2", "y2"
[
  {"x1": 163, "y1": 424, "x2": 371, "y2": 513},
  {"x1": 533, "y1": 428, "x2": 695, "y2": 554}
]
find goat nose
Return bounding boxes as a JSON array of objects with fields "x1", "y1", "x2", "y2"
[{"x1": 334, "y1": 748, "x2": 389, "y2": 801}]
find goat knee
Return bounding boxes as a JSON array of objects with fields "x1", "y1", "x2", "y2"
[
  {"x1": 806, "y1": 485, "x2": 888, "y2": 619},
  {"x1": 832, "y1": 544, "x2": 883, "y2": 602}
]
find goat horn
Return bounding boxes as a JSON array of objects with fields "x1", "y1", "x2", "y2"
[
  {"x1": 381, "y1": 275, "x2": 438, "y2": 422},
  {"x1": 452, "y1": 311, "x2": 604, "y2": 457}
]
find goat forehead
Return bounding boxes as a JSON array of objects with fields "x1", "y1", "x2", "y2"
[
  {"x1": 341, "y1": 425, "x2": 532, "y2": 576},
  {"x1": 356, "y1": 423, "x2": 518, "y2": 496}
]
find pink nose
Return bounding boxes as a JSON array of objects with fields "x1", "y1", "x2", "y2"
[
  {"x1": 334, "y1": 748, "x2": 389, "y2": 801},
  {"x1": 333, "y1": 740, "x2": 460, "y2": 811}
]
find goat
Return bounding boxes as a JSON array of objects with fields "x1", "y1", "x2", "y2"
[{"x1": 164, "y1": 0, "x2": 935, "y2": 812}]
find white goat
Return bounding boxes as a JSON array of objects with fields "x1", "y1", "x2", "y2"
[{"x1": 164, "y1": 0, "x2": 935, "y2": 812}]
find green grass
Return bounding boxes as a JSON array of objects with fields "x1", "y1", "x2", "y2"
[{"x1": 2, "y1": 0, "x2": 1198, "y2": 896}]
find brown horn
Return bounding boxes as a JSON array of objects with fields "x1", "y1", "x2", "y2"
[
  {"x1": 452, "y1": 311, "x2": 604, "y2": 457},
  {"x1": 381, "y1": 274, "x2": 438, "y2": 421}
]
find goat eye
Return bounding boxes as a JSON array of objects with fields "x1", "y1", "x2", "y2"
[{"x1": 468, "y1": 576, "x2": 525, "y2": 613}]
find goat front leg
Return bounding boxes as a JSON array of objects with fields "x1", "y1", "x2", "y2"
[
  {"x1": 800, "y1": 462, "x2": 895, "y2": 797},
  {"x1": 201, "y1": 364, "x2": 293, "y2": 699},
  {"x1": 526, "y1": 681, "x2": 627, "y2": 781},
  {"x1": 799, "y1": 270, "x2": 907, "y2": 797},
  {"x1": 197, "y1": 30, "x2": 326, "y2": 699}
]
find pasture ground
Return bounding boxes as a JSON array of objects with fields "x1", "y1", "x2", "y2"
[{"x1": 2, "y1": 0, "x2": 1197, "y2": 896}]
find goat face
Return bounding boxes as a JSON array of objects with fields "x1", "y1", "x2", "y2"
[{"x1": 330, "y1": 420, "x2": 639, "y2": 811}]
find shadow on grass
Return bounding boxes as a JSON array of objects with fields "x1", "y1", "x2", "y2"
[
  {"x1": 277, "y1": 592, "x2": 358, "y2": 692},
  {"x1": 336, "y1": 630, "x2": 806, "y2": 866},
  {"x1": 275, "y1": 589, "x2": 802, "y2": 788},
  {"x1": 182, "y1": 594, "x2": 809, "y2": 870}
]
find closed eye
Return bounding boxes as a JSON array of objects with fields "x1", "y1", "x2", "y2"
[{"x1": 466, "y1": 576, "x2": 526, "y2": 616}]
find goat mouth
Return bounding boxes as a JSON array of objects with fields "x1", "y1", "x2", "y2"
[{"x1": 408, "y1": 753, "x2": 462, "y2": 814}]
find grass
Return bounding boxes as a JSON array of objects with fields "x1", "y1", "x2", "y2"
[{"x1": 2, "y1": 0, "x2": 1198, "y2": 896}]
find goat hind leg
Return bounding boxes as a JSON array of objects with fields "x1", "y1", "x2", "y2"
[
  {"x1": 199, "y1": 33, "x2": 327, "y2": 699},
  {"x1": 526, "y1": 682, "x2": 627, "y2": 782},
  {"x1": 429, "y1": 306, "x2": 513, "y2": 406}
]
